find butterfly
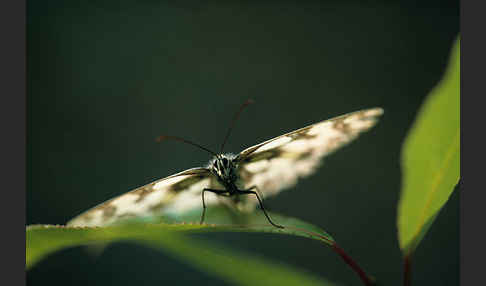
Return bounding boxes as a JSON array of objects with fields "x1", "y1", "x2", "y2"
[{"x1": 67, "y1": 103, "x2": 383, "y2": 229}]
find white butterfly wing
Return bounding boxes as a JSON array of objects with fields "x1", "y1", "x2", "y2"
[
  {"x1": 67, "y1": 108, "x2": 383, "y2": 226},
  {"x1": 235, "y1": 108, "x2": 384, "y2": 205},
  {"x1": 67, "y1": 167, "x2": 225, "y2": 227}
]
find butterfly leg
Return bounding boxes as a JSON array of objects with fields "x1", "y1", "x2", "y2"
[
  {"x1": 239, "y1": 186, "x2": 284, "y2": 229},
  {"x1": 200, "y1": 188, "x2": 229, "y2": 225}
]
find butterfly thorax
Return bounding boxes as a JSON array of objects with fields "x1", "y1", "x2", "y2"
[{"x1": 208, "y1": 153, "x2": 240, "y2": 194}]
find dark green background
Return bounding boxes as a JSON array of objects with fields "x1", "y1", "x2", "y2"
[{"x1": 27, "y1": 1, "x2": 459, "y2": 285}]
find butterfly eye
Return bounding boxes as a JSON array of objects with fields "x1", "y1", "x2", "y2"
[
  {"x1": 214, "y1": 160, "x2": 223, "y2": 172},
  {"x1": 222, "y1": 158, "x2": 228, "y2": 166}
]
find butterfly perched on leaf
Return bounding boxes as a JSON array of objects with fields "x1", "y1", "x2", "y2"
[{"x1": 67, "y1": 103, "x2": 383, "y2": 228}]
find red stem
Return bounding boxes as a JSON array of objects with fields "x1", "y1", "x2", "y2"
[
  {"x1": 403, "y1": 255, "x2": 412, "y2": 286},
  {"x1": 332, "y1": 243, "x2": 374, "y2": 286}
]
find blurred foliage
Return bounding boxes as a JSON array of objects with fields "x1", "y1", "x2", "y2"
[{"x1": 397, "y1": 36, "x2": 460, "y2": 256}]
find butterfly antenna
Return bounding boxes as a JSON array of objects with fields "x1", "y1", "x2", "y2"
[
  {"x1": 220, "y1": 99, "x2": 254, "y2": 153},
  {"x1": 156, "y1": 135, "x2": 218, "y2": 157}
]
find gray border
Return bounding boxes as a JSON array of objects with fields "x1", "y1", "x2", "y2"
[
  {"x1": 461, "y1": 0, "x2": 483, "y2": 284},
  {"x1": 1, "y1": 0, "x2": 26, "y2": 285}
]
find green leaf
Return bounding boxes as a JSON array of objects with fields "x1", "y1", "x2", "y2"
[
  {"x1": 119, "y1": 206, "x2": 334, "y2": 244},
  {"x1": 397, "y1": 36, "x2": 460, "y2": 256},
  {"x1": 27, "y1": 223, "x2": 334, "y2": 286},
  {"x1": 27, "y1": 210, "x2": 335, "y2": 285}
]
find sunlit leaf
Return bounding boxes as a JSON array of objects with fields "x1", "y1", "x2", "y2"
[{"x1": 397, "y1": 36, "x2": 460, "y2": 256}]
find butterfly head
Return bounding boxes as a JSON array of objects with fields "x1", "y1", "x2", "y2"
[{"x1": 210, "y1": 154, "x2": 237, "y2": 185}]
